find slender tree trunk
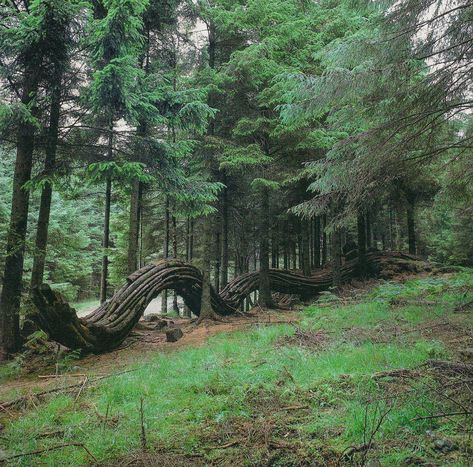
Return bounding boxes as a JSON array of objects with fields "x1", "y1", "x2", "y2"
[
  {"x1": 0, "y1": 101, "x2": 37, "y2": 357},
  {"x1": 259, "y1": 188, "x2": 274, "y2": 308},
  {"x1": 314, "y1": 216, "x2": 321, "y2": 268},
  {"x1": 366, "y1": 212, "x2": 372, "y2": 249},
  {"x1": 185, "y1": 216, "x2": 190, "y2": 262},
  {"x1": 127, "y1": 180, "x2": 141, "y2": 275},
  {"x1": 196, "y1": 18, "x2": 220, "y2": 324},
  {"x1": 220, "y1": 177, "x2": 229, "y2": 288},
  {"x1": 100, "y1": 175, "x2": 112, "y2": 304},
  {"x1": 189, "y1": 218, "x2": 194, "y2": 261},
  {"x1": 172, "y1": 214, "x2": 179, "y2": 314},
  {"x1": 301, "y1": 219, "x2": 311, "y2": 276},
  {"x1": 357, "y1": 212, "x2": 367, "y2": 277},
  {"x1": 406, "y1": 197, "x2": 416, "y2": 255},
  {"x1": 297, "y1": 233, "x2": 302, "y2": 270},
  {"x1": 31, "y1": 80, "x2": 61, "y2": 290},
  {"x1": 161, "y1": 198, "x2": 170, "y2": 314},
  {"x1": 99, "y1": 117, "x2": 114, "y2": 304},
  {"x1": 283, "y1": 242, "x2": 289, "y2": 270},
  {"x1": 331, "y1": 228, "x2": 342, "y2": 287},
  {"x1": 292, "y1": 238, "x2": 297, "y2": 269},
  {"x1": 197, "y1": 215, "x2": 218, "y2": 322},
  {"x1": 183, "y1": 216, "x2": 192, "y2": 318},
  {"x1": 322, "y1": 214, "x2": 328, "y2": 265},
  {"x1": 214, "y1": 230, "x2": 220, "y2": 292}
]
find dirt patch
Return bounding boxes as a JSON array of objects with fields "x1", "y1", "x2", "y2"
[
  {"x1": 415, "y1": 319, "x2": 473, "y2": 352},
  {"x1": 111, "y1": 450, "x2": 205, "y2": 467},
  {"x1": 277, "y1": 327, "x2": 330, "y2": 351},
  {"x1": 342, "y1": 324, "x2": 405, "y2": 345},
  {"x1": 198, "y1": 388, "x2": 326, "y2": 466}
]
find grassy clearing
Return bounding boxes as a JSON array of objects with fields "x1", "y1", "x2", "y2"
[{"x1": 1, "y1": 272, "x2": 473, "y2": 465}]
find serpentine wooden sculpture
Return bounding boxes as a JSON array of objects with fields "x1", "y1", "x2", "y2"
[{"x1": 31, "y1": 252, "x2": 425, "y2": 353}]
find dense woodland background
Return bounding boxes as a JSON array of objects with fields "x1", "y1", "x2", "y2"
[{"x1": 2, "y1": 0, "x2": 473, "y2": 356}]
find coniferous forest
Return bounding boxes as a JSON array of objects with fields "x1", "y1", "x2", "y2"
[{"x1": 1, "y1": 0, "x2": 473, "y2": 465}]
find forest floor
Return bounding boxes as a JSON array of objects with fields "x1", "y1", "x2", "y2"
[{"x1": 1, "y1": 271, "x2": 473, "y2": 466}]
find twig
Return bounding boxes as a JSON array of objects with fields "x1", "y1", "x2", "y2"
[
  {"x1": 2, "y1": 442, "x2": 98, "y2": 463},
  {"x1": 139, "y1": 397, "x2": 146, "y2": 451},
  {"x1": 38, "y1": 373, "x2": 89, "y2": 379},
  {"x1": 208, "y1": 440, "x2": 240, "y2": 449},
  {"x1": 74, "y1": 376, "x2": 88, "y2": 403},
  {"x1": 412, "y1": 410, "x2": 473, "y2": 421},
  {"x1": 279, "y1": 404, "x2": 309, "y2": 411}
]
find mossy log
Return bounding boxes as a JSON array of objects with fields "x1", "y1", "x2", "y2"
[{"x1": 31, "y1": 252, "x2": 425, "y2": 353}]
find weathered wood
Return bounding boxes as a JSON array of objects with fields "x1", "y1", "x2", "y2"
[{"x1": 31, "y1": 252, "x2": 425, "y2": 354}]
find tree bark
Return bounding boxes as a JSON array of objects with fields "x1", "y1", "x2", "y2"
[
  {"x1": 301, "y1": 219, "x2": 311, "y2": 276},
  {"x1": 0, "y1": 107, "x2": 36, "y2": 357},
  {"x1": 161, "y1": 197, "x2": 170, "y2": 314},
  {"x1": 331, "y1": 228, "x2": 342, "y2": 287},
  {"x1": 259, "y1": 188, "x2": 274, "y2": 308},
  {"x1": 172, "y1": 214, "x2": 179, "y2": 314},
  {"x1": 31, "y1": 78, "x2": 62, "y2": 290},
  {"x1": 322, "y1": 214, "x2": 328, "y2": 265},
  {"x1": 182, "y1": 216, "x2": 192, "y2": 318},
  {"x1": 197, "y1": 214, "x2": 219, "y2": 322},
  {"x1": 127, "y1": 180, "x2": 141, "y2": 275},
  {"x1": 314, "y1": 216, "x2": 321, "y2": 268},
  {"x1": 99, "y1": 175, "x2": 112, "y2": 304},
  {"x1": 406, "y1": 197, "x2": 416, "y2": 255},
  {"x1": 357, "y1": 212, "x2": 367, "y2": 278},
  {"x1": 366, "y1": 212, "x2": 372, "y2": 249},
  {"x1": 214, "y1": 230, "x2": 221, "y2": 292},
  {"x1": 220, "y1": 176, "x2": 229, "y2": 288}
]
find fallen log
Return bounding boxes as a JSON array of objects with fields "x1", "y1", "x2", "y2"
[{"x1": 31, "y1": 252, "x2": 426, "y2": 353}]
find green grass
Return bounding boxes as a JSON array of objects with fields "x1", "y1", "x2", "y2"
[{"x1": 2, "y1": 272, "x2": 473, "y2": 465}]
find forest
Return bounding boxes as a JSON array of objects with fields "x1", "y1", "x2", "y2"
[{"x1": 1, "y1": 0, "x2": 473, "y2": 465}]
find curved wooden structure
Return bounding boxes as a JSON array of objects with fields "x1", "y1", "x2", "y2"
[{"x1": 31, "y1": 252, "x2": 424, "y2": 353}]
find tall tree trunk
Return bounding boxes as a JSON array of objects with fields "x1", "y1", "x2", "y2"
[
  {"x1": 99, "y1": 118, "x2": 114, "y2": 304},
  {"x1": 183, "y1": 217, "x2": 192, "y2": 318},
  {"x1": 357, "y1": 212, "x2": 367, "y2": 278},
  {"x1": 161, "y1": 198, "x2": 170, "y2": 314},
  {"x1": 189, "y1": 218, "x2": 194, "y2": 261},
  {"x1": 197, "y1": 17, "x2": 220, "y2": 324},
  {"x1": 406, "y1": 197, "x2": 416, "y2": 255},
  {"x1": 127, "y1": 180, "x2": 141, "y2": 275},
  {"x1": 291, "y1": 238, "x2": 297, "y2": 269},
  {"x1": 314, "y1": 216, "x2": 321, "y2": 268},
  {"x1": 0, "y1": 101, "x2": 37, "y2": 357},
  {"x1": 366, "y1": 212, "x2": 372, "y2": 249},
  {"x1": 214, "y1": 230, "x2": 221, "y2": 292},
  {"x1": 31, "y1": 79, "x2": 61, "y2": 290},
  {"x1": 322, "y1": 214, "x2": 328, "y2": 265},
  {"x1": 100, "y1": 175, "x2": 112, "y2": 304},
  {"x1": 220, "y1": 177, "x2": 229, "y2": 288},
  {"x1": 331, "y1": 228, "x2": 342, "y2": 287},
  {"x1": 172, "y1": 214, "x2": 179, "y2": 314},
  {"x1": 259, "y1": 188, "x2": 274, "y2": 308},
  {"x1": 301, "y1": 219, "x2": 311, "y2": 276},
  {"x1": 197, "y1": 215, "x2": 218, "y2": 322}
]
